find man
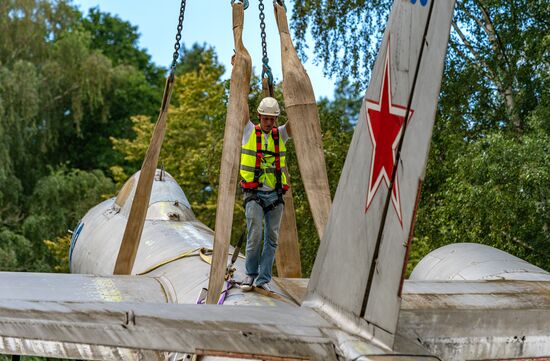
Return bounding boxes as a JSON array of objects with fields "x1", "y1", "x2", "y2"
[{"x1": 240, "y1": 97, "x2": 291, "y2": 292}]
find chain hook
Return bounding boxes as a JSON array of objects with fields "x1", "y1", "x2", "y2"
[
  {"x1": 273, "y1": 0, "x2": 287, "y2": 12},
  {"x1": 231, "y1": 0, "x2": 249, "y2": 9}
]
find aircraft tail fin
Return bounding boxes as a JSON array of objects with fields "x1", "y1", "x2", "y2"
[{"x1": 306, "y1": 0, "x2": 456, "y2": 348}]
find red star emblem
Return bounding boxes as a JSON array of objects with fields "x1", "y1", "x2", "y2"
[{"x1": 364, "y1": 46, "x2": 413, "y2": 225}]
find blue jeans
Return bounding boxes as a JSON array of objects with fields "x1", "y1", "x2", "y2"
[{"x1": 244, "y1": 191, "x2": 284, "y2": 286}]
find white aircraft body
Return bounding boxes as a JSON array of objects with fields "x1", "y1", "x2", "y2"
[{"x1": 1, "y1": 0, "x2": 550, "y2": 360}]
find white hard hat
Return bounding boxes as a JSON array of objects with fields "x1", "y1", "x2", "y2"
[{"x1": 257, "y1": 97, "x2": 280, "y2": 116}]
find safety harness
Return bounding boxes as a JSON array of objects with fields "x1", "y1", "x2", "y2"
[{"x1": 241, "y1": 125, "x2": 288, "y2": 213}]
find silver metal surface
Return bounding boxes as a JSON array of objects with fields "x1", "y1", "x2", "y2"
[
  {"x1": 0, "y1": 336, "x2": 165, "y2": 361},
  {"x1": 397, "y1": 280, "x2": 550, "y2": 360},
  {"x1": 0, "y1": 170, "x2": 339, "y2": 360},
  {"x1": 410, "y1": 243, "x2": 550, "y2": 281},
  {"x1": 0, "y1": 301, "x2": 338, "y2": 360},
  {"x1": 0, "y1": 272, "x2": 167, "y2": 303},
  {"x1": 70, "y1": 170, "x2": 294, "y2": 308}
]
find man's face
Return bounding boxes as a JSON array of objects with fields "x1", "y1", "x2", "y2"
[{"x1": 259, "y1": 114, "x2": 277, "y2": 133}]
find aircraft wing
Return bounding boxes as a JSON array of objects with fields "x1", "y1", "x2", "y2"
[
  {"x1": 0, "y1": 272, "x2": 169, "y2": 303},
  {"x1": 0, "y1": 272, "x2": 172, "y2": 360},
  {"x1": 397, "y1": 279, "x2": 550, "y2": 360},
  {"x1": 0, "y1": 299, "x2": 338, "y2": 360},
  {"x1": 0, "y1": 272, "x2": 443, "y2": 360}
]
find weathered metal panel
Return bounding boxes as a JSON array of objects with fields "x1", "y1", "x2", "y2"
[
  {"x1": 363, "y1": 0, "x2": 456, "y2": 338},
  {"x1": 0, "y1": 301, "x2": 337, "y2": 361},
  {"x1": 0, "y1": 336, "x2": 164, "y2": 361},
  {"x1": 69, "y1": 169, "x2": 296, "y2": 309},
  {"x1": 71, "y1": 170, "x2": 209, "y2": 276},
  {"x1": 397, "y1": 280, "x2": 550, "y2": 361},
  {"x1": 410, "y1": 243, "x2": 550, "y2": 282},
  {"x1": 0, "y1": 272, "x2": 167, "y2": 303}
]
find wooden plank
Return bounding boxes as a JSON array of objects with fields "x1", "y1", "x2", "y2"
[
  {"x1": 273, "y1": 277, "x2": 309, "y2": 305},
  {"x1": 114, "y1": 75, "x2": 175, "y2": 275},
  {"x1": 276, "y1": 172, "x2": 302, "y2": 278},
  {"x1": 206, "y1": 3, "x2": 251, "y2": 304},
  {"x1": 274, "y1": 3, "x2": 332, "y2": 241}
]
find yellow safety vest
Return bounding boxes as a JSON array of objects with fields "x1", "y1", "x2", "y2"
[{"x1": 240, "y1": 125, "x2": 288, "y2": 190}]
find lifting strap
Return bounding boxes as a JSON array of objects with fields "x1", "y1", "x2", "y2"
[{"x1": 273, "y1": 127, "x2": 283, "y2": 193}]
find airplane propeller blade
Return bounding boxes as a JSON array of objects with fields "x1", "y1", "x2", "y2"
[
  {"x1": 114, "y1": 75, "x2": 175, "y2": 275},
  {"x1": 274, "y1": 3, "x2": 332, "y2": 240},
  {"x1": 206, "y1": 3, "x2": 252, "y2": 304}
]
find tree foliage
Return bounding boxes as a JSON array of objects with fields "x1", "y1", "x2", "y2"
[
  {"x1": 112, "y1": 48, "x2": 229, "y2": 228},
  {"x1": 0, "y1": 0, "x2": 160, "y2": 272}
]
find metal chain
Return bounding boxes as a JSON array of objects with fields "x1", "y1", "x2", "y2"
[
  {"x1": 170, "y1": 0, "x2": 187, "y2": 74},
  {"x1": 258, "y1": 0, "x2": 269, "y2": 66},
  {"x1": 258, "y1": 0, "x2": 274, "y2": 89}
]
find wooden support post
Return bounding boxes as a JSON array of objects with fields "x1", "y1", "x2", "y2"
[
  {"x1": 206, "y1": 3, "x2": 252, "y2": 304},
  {"x1": 114, "y1": 75, "x2": 175, "y2": 275},
  {"x1": 274, "y1": 3, "x2": 332, "y2": 240},
  {"x1": 275, "y1": 170, "x2": 302, "y2": 278}
]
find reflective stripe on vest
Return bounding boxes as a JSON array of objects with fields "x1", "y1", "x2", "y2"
[{"x1": 240, "y1": 124, "x2": 287, "y2": 189}]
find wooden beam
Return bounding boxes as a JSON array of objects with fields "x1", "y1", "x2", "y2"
[
  {"x1": 206, "y1": 3, "x2": 251, "y2": 304},
  {"x1": 276, "y1": 172, "x2": 302, "y2": 278},
  {"x1": 114, "y1": 75, "x2": 175, "y2": 275},
  {"x1": 274, "y1": 3, "x2": 331, "y2": 240}
]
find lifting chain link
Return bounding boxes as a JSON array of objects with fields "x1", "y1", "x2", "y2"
[
  {"x1": 258, "y1": 0, "x2": 269, "y2": 66},
  {"x1": 258, "y1": 0, "x2": 273, "y2": 88},
  {"x1": 170, "y1": 0, "x2": 188, "y2": 75}
]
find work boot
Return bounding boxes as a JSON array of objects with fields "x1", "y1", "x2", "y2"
[{"x1": 241, "y1": 275, "x2": 254, "y2": 292}]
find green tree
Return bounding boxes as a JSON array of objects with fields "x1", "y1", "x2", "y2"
[
  {"x1": 83, "y1": 7, "x2": 165, "y2": 86},
  {"x1": 0, "y1": 0, "x2": 163, "y2": 272},
  {"x1": 293, "y1": 0, "x2": 548, "y2": 129},
  {"x1": 112, "y1": 48, "x2": 230, "y2": 229}
]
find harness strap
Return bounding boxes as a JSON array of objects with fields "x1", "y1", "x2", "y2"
[
  {"x1": 241, "y1": 148, "x2": 286, "y2": 157},
  {"x1": 241, "y1": 125, "x2": 288, "y2": 193},
  {"x1": 254, "y1": 124, "x2": 263, "y2": 184},
  {"x1": 262, "y1": 197, "x2": 284, "y2": 213},
  {"x1": 243, "y1": 192, "x2": 261, "y2": 209},
  {"x1": 240, "y1": 181, "x2": 261, "y2": 189},
  {"x1": 243, "y1": 191, "x2": 284, "y2": 214},
  {"x1": 272, "y1": 128, "x2": 286, "y2": 202}
]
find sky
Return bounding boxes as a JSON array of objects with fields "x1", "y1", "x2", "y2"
[{"x1": 72, "y1": 0, "x2": 337, "y2": 99}]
